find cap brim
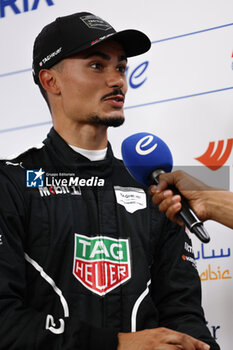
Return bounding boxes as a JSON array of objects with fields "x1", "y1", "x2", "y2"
[
  {"x1": 62, "y1": 29, "x2": 151, "y2": 60},
  {"x1": 109, "y1": 29, "x2": 151, "y2": 57}
]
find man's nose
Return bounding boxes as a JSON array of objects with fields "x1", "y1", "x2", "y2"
[{"x1": 106, "y1": 70, "x2": 125, "y2": 89}]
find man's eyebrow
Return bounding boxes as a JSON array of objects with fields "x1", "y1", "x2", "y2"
[
  {"x1": 119, "y1": 55, "x2": 128, "y2": 63},
  {"x1": 84, "y1": 51, "x2": 128, "y2": 63}
]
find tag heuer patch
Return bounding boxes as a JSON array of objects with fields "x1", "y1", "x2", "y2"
[
  {"x1": 114, "y1": 186, "x2": 147, "y2": 213},
  {"x1": 80, "y1": 15, "x2": 113, "y2": 31},
  {"x1": 73, "y1": 234, "x2": 131, "y2": 296}
]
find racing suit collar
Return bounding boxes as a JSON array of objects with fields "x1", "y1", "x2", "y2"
[{"x1": 43, "y1": 127, "x2": 115, "y2": 176}]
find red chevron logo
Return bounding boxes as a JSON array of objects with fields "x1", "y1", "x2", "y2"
[{"x1": 195, "y1": 139, "x2": 233, "y2": 170}]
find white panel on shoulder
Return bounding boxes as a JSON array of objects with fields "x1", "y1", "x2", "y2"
[
  {"x1": 114, "y1": 186, "x2": 147, "y2": 214},
  {"x1": 3, "y1": 143, "x2": 45, "y2": 160}
]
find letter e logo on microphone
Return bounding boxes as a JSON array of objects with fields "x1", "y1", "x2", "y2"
[{"x1": 135, "y1": 135, "x2": 157, "y2": 155}]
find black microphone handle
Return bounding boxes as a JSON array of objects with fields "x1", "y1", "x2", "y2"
[{"x1": 150, "y1": 169, "x2": 210, "y2": 243}]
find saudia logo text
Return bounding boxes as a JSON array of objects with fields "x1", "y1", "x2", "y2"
[
  {"x1": 73, "y1": 234, "x2": 131, "y2": 296},
  {"x1": 0, "y1": 0, "x2": 54, "y2": 18}
]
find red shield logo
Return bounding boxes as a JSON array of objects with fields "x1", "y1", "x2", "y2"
[{"x1": 73, "y1": 234, "x2": 131, "y2": 296}]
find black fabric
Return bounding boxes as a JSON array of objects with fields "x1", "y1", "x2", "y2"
[{"x1": 0, "y1": 127, "x2": 219, "y2": 349}]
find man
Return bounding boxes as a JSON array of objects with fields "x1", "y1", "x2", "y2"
[
  {"x1": 149, "y1": 170, "x2": 233, "y2": 229},
  {"x1": 0, "y1": 12, "x2": 219, "y2": 349}
]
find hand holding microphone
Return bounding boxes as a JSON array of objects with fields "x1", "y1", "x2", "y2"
[
  {"x1": 121, "y1": 132, "x2": 210, "y2": 243},
  {"x1": 149, "y1": 170, "x2": 212, "y2": 224}
]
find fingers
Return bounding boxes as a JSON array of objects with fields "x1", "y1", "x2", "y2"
[
  {"x1": 155, "y1": 171, "x2": 183, "y2": 191},
  {"x1": 155, "y1": 178, "x2": 171, "y2": 192},
  {"x1": 158, "y1": 193, "x2": 181, "y2": 214},
  {"x1": 149, "y1": 187, "x2": 184, "y2": 225},
  {"x1": 149, "y1": 187, "x2": 173, "y2": 205},
  {"x1": 155, "y1": 328, "x2": 210, "y2": 350},
  {"x1": 151, "y1": 345, "x2": 184, "y2": 349},
  {"x1": 117, "y1": 328, "x2": 210, "y2": 350},
  {"x1": 165, "y1": 200, "x2": 183, "y2": 226}
]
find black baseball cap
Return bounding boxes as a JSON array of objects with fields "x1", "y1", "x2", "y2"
[{"x1": 32, "y1": 12, "x2": 151, "y2": 84}]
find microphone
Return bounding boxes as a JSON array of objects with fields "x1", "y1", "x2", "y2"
[{"x1": 121, "y1": 132, "x2": 210, "y2": 243}]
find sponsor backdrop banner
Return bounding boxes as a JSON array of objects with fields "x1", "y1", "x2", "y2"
[{"x1": 0, "y1": 0, "x2": 233, "y2": 348}]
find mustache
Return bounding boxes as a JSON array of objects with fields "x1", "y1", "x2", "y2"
[{"x1": 101, "y1": 89, "x2": 125, "y2": 101}]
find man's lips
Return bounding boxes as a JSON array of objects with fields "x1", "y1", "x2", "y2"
[{"x1": 103, "y1": 95, "x2": 125, "y2": 107}]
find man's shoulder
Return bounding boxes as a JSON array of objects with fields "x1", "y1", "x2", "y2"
[
  {"x1": 0, "y1": 143, "x2": 47, "y2": 189},
  {"x1": 0, "y1": 143, "x2": 46, "y2": 169}
]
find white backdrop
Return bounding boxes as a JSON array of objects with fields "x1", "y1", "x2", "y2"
[{"x1": 1, "y1": 0, "x2": 233, "y2": 348}]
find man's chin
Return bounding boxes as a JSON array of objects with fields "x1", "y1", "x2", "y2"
[{"x1": 88, "y1": 115, "x2": 125, "y2": 127}]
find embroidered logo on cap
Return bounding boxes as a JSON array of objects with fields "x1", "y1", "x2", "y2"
[
  {"x1": 80, "y1": 15, "x2": 112, "y2": 31},
  {"x1": 39, "y1": 47, "x2": 62, "y2": 67}
]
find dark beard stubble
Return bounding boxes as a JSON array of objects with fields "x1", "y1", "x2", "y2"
[{"x1": 88, "y1": 115, "x2": 125, "y2": 127}]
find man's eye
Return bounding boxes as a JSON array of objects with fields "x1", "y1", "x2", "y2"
[
  {"x1": 117, "y1": 66, "x2": 126, "y2": 73},
  {"x1": 90, "y1": 63, "x2": 102, "y2": 69}
]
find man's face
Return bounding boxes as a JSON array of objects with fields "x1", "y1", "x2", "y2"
[{"x1": 53, "y1": 39, "x2": 128, "y2": 127}]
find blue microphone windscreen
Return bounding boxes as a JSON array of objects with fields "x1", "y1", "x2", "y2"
[{"x1": 121, "y1": 132, "x2": 173, "y2": 186}]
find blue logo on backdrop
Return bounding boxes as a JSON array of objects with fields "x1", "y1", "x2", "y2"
[
  {"x1": 206, "y1": 322, "x2": 221, "y2": 340},
  {"x1": 0, "y1": 0, "x2": 54, "y2": 18},
  {"x1": 126, "y1": 61, "x2": 149, "y2": 89},
  {"x1": 26, "y1": 169, "x2": 44, "y2": 187}
]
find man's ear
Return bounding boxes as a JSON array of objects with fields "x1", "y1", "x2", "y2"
[{"x1": 39, "y1": 69, "x2": 61, "y2": 95}]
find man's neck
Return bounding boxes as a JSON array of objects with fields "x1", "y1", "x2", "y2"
[{"x1": 53, "y1": 120, "x2": 108, "y2": 150}]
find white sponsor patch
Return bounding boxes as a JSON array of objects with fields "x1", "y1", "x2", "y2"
[{"x1": 114, "y1": 186, "x2": 147, "y2": 213}]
